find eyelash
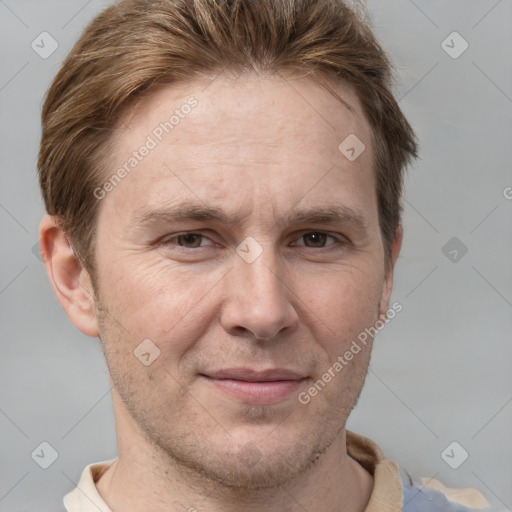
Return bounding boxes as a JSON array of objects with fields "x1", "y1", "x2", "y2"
[{"x1": 159, "y1": 231, "x2": 345, "y2": 252}]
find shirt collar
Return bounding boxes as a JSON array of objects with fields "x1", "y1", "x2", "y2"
[{"x1": 346, "y1": 429, "x2": 404, "y2": 512}]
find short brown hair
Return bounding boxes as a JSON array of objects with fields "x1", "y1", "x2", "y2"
[{"x1": 38, "y1": 0, "x2": 418, "y2": 277}]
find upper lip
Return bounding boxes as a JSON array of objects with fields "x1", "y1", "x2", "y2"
[{"x1": 203, "y1": 368, "x2": 306, "y2": 382}]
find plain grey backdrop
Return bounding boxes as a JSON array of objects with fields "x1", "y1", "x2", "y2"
[{"x1": 1, "y1": 0, "x2": 511, "y2": 510}]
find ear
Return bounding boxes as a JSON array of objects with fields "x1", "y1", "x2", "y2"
[
  {"x1": 38, "y1": 215, "x2": 99, "y2": 338},
  {"x1": 378, "y1": 224, "x2": 403, "y2": 320}
]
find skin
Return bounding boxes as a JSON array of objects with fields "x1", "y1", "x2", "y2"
[{"x1": 40, "y1": 70, "x2": 402, "y2": 512}]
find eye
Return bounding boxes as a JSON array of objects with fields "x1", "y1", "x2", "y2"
[
  {"x1": 294, "y1": 232, "x2": 338, "y2": 248},
  {"x1": 163, "y1": 232, "x2": 215, "y2": 249}
]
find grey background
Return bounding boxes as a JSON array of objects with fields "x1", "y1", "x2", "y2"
[{"x1": 1, "y1": 0, "x2": 511, "y2": 510}]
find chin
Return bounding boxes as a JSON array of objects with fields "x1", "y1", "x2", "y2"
[
  {"x1": 164, "y1": 421, "x2": 339, "y2": 490},
  {"x1": 193, "y1": 445, "x2": 322, "y2": 490}
]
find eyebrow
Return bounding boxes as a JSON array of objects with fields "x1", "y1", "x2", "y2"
[{"x1": 132, "y1": 203, "x2": 370, "y2": 235}]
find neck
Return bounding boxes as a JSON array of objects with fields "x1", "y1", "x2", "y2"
[{"x1": 96, "y1": 396, "x2": 374, "y2": 512}]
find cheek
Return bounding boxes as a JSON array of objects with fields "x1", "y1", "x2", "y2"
[
  {"x1": 302, "y1": 266, "x2": 384, "y2": 354},
  {"x1": 97, "y1": 254, "x2": 224, "y2": 354},
  {"x1": 96, "y1": 244, "x2": 385, "y2": 365}
]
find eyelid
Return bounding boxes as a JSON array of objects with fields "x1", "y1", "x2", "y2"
[
  {"x1": 158, "y1": 230, "x2": 347, "y2": 251},
  {"x1": 159, "y1": 231, "x2": 217, "y2": 247},
  {"x1": 291, "y1": 231, "x2": 340, "y2": 247}
]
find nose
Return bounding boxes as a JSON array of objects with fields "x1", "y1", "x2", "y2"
[{"x1": 220, "y1": 245, "x2": 299, "y2": 341}]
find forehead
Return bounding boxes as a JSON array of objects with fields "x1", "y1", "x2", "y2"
[
  {"x1": 119, "y1": 71, "x2": 370, "y2": 148},
  {"x1": 100, "y1": 71, "x2": 376, "y2": 228}
]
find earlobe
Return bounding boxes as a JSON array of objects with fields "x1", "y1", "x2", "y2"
[
  {"x1": 378, "y1": 225, "x2": 403, "y2": 319},
  {"x1": 39, "y1": 215, "x2": 100, "y2": 338}
]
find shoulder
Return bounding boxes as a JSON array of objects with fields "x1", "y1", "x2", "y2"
[
  {"x1": 400, "y1": 468, "x2": 492, "y2": 512},
  {"x1": 345, "y1": 430, "x2": 493, "y2": 512}
]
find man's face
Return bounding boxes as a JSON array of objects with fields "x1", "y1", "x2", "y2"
[{"x1": 90, "y1": 72, "x2": 395, "y2": 487}]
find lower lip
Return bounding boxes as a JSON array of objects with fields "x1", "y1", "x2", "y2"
[{"x1": 205, "y1": 377, "x2": 305, "y2": 404}]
